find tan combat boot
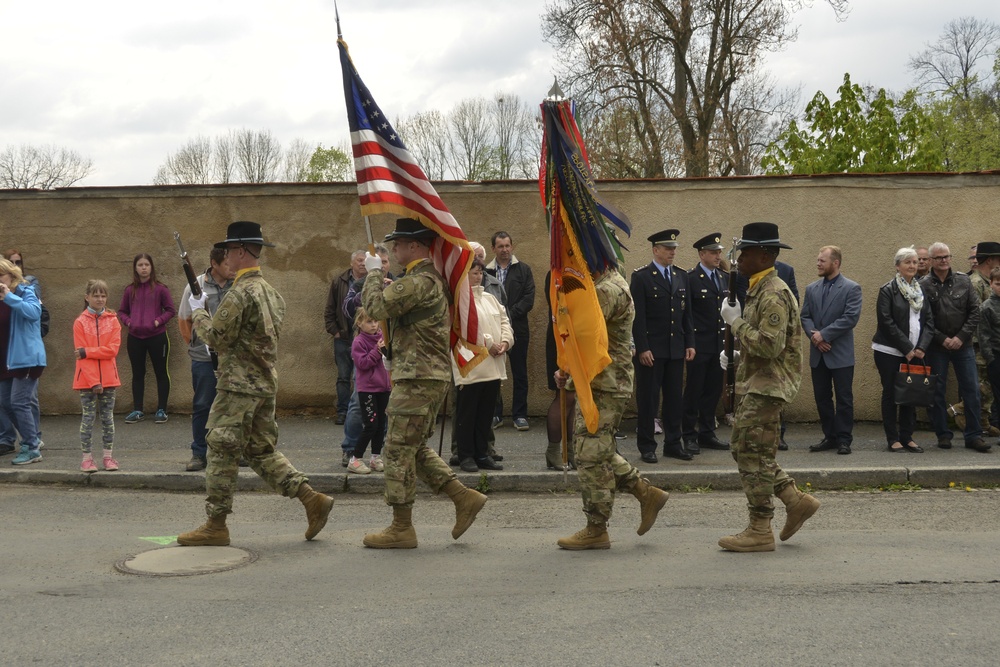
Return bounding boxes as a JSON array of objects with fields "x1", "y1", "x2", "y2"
[
  {"x1": 297, "y1": 483, "x2": 335, "y2": 541},
  {"x1": 545, "y1": 441, "x2": 563, "y2": 470},
  {"x1": 443, "y1": 479, "x2": 488, "y2": 539},
  {"x1": 557, "y1": 521, "x2": 610, "y2": 550},
  {"x1": 363, "y1": 506, "x2": 418, "y2": 549},
  {"x1": 776, "y1": 484, "x2": 820, "y2": 541},
  {"x1": 718, "y1": 515, "x2": 775, "y2": 552},
  {"x1": 177, "y1": 515, "x2": 230, "y2": 547},
  {"x1": 630, "y1": 478, "x2": 670, "y2": 536}
]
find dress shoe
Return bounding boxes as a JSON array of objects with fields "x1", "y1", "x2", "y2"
[
  {"x1": 449, "y1": 454, "x2": 460, "y2": 466},
  {"x1": 837, "y1": 443, "x2": 851, "y2": 455},
  {"x1": 459, "y1": 458, "x2": 479, "y2": 473},
  {"x1": 698, "y1": 434, "x2": 730, "y2": 450},
  {"x1": 965, "y1": 438, "x2": 992, "y2": 453},
  {"x1": 808, "y1": 438, "x2": 838, "y2": 453},
  {"x1": 663, "y1": 443, "x2": 693, "y2": 461},
  {"x1": 640, "y1": 451, "x2": 658, "y2": 464},
  {"x1": 684, "y1": 439, "x2": 701, "y2": 456},
  {"x1": 489, "y1": 453, "x2": 504, "y2": 462},
  {"x1": 334, "y1": 414, "x2": 346, "y2": 425},
  {"x1": 937, "y1": 437, "x2": 953, "y2": 449},
  {"x1": 476, "y1": 456, "x2": 503, "y2": 470},
  {"x1": 778, "y1": 437, "x2": 788, "y2": 451}
]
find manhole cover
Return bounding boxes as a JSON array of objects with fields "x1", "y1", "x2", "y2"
[{"x1": 115, "y1": 545, "x2": 258, "y2": 577}]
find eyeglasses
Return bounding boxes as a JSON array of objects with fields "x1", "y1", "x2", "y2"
[
  {"x1": 931, "y1": 255, "x2": 952, "y2": 261},
  {"x1": 12, "y1": 260, "x2": 22, "y2": 266}
]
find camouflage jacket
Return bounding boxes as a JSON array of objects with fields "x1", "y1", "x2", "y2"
[
  {"x1": 593, "y1": 270, "x2": 635, "y2": 396},
  {"x1": 971, "y1": 270, "x2": 991, "y2": 349},
  {"x1": 979, "y1": 294, "x2": 1000, "y2": 365},
  {"x1": 361, "y1": 258, "x2": 452, "y2": 382},
  {"x1": 192, "y1": 268, "x2": 285, "y2": 397},
  {"x1": 733, "y1": 269, "x2": 802, "y2": 403}
]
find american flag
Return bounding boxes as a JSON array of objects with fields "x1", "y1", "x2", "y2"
[{"x1": 337, "y1": 37, "x2": 484, "y2": 375}]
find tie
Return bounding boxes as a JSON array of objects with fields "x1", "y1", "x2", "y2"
[
  {"x1": 821, "y1": 281, "x2": 832, "y2": 310},
  {"x1": 712, "y1": 271, "x2": 720, "y2": 292}
]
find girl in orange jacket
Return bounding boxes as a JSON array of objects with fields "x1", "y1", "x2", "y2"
[{"x1": 73, "y1": 280, "x2": 122, "y2": 472}]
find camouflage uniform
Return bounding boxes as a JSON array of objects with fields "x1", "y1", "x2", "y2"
[
  {"x1": 730, "y1": 269, "x2": 802, "y2": 519},
  {"x1": 362, "y1": 258, "x2": 456, "y2": 506},
  {"x1": 79, "y1": 388, "x2": 116, "y2": 453},
  {"x1": 969, "y1": 270, "x2": 994, "y2": 426},
  {"x1": 572, "y1": 270, "x2": 640, "y2": 524},
  {"x1": 192, "y1": 267, "x2": 308, "y2": 518}
]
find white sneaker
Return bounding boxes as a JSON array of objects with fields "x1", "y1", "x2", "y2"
[
  {"x1": 369, "y1": 454, "x2": 384, "y2": 472},
  {"x1": 347, "y1": 456, "x2": 371, "y2": 474}
]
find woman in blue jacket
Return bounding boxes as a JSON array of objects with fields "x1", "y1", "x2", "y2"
[{"x1": 0, "y1": 259, "x2": 46, "y2": 465}]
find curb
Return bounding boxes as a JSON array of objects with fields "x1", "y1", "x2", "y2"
[{"x1": 1, "y1": 466, "x2": 995, "y2": 493}]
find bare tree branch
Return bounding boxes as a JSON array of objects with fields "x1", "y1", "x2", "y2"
[{"x1": 0, "y1": 144, "x2": 93, "y2": 189}]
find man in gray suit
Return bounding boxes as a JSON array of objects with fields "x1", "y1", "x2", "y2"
[{"x1": 800, "y1": 246, "x2": 863, "y2": 455}]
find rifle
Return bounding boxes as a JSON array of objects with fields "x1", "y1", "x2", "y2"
[
  {"x1": 174, "y1": 232, "x2": 202, "y2": 298},
  {"x1": 722, "y1": 237, "x2": 738, "y2": 421}
]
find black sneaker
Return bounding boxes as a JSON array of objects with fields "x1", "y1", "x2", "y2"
[
  {"x1": 0, "y1": 443, "x2": 15, "y2": 456},
  {"x1": 342, "y1": 452, "x2": 350, "y2": 467}
]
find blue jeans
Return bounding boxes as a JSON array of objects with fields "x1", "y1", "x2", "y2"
[
  {"x1": 0, "y1": 397, "x2": 15, "y2": 445},
  {"x1": 928, "y1": 345, "x2": 982, "y2": 442},
  {"x1": 0, "y1": 376, "x2": 41, "y2": 449},
  {"x1": 341, "y1": 386, "x2": 362, "y2": 454},
  {"x1": 334, "y1": 337, "x2": 353, "y2": 417},
  {"x1": 190, "y1": 360, "x2": 218, "y2": 459}
]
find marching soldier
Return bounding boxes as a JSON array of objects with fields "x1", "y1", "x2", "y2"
[
  {"x1": 717, "y1": 222, "x2": 820, "y2": 552},
  {"x1": 630, "y1": 229, "x2": 695, "y2": 463},
  {"x1": 682, "y1": 232, "x2": 731, "y2": 454},
  {"x1": 178, "y1": 221, "x2": 334, "y2": 546},
  {"x1": 361, "y1": 218, "x2": 487, "y2": 548}
]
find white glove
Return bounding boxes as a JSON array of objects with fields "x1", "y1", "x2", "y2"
[
  {"x1": 188, "y1": 292, "x2": 207, "y2": 312},
  {"x1": 720, "y1": 299, "x2": 742, "y2": 325},
  {"x1": 364, "y1": 252, "x2": 382, "y2": 273},
  {"x1": 382, "y1": 357, "x2": 392, "y2": 372},
  {"x1": 719, "y1": 350, "x2": 740, "y2": 371}
]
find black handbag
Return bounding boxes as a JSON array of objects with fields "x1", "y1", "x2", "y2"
[{"x1": 894, "y1": 360, "x2": 937, "y2": 407}]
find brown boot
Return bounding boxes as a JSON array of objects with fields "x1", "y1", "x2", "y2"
[
  {"x1": 363, "y1": 506, "x2": 418, "y2": 549},
  {"x1": 776, "y1": 484, "x2": 820, "y2": 541},
  {"x1": 557, "y1": 521, "x2": 610, "y2": 550},
  {"x1": 545, "y1": 441, "x2": 564, "y2": 470},
  {"x1": 443, "y1": 479, "x2": 488, "y2": 539},
  {"x1": 297, "y1": 483, "x2": 334, "y2": 541},
  {"x1": 177, "y1": 515, "x2": 230, "y2": 546},
  {"x1": 718, "y1": 515, "x2": 775, "y2": 552},
  {"x1": 630, "y1": 478, "x2": 669, "y2": 536}
]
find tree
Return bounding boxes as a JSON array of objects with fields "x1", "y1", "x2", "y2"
[
  {"x1": 0, "y1": 144, "x2": 93, "y2": 189},
  {"x1": 542, "y1": 0, "x2": 849, "y2": 177},
  {"x1": 304, "y1": 144, "x2": 353, "y2": 182},
  {"x1": 152, "y1": 137, "x2": 214, "y2": 185},
  {"x1": 909, "y1": 16, "x2": 1000, "y2": 100},
  {"x1": 155, "y1": 129, "x2": 293, "y2": 184},
  {"x1": 230, "y1": 128, "x2": 283, "y2": 183},
  {"x1": 396, "y1": 110, "x2": 452, "y2": 180},
  {"x1": 448, "y1": 97, "x2": 498, "y2": 180},
  {"x1": 761, "y1": 73, "x2": 942, "y2": 174},
  {"x1": 284, "y1": 138, "x2": 314, "y2": 182},
  {"x1": 490, "y1": 93, "x2": 538, "y2": 179}
]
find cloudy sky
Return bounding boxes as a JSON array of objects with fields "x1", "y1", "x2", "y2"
[{"x1": 1, "y1": 0, "x2": 997, "y2": 186}]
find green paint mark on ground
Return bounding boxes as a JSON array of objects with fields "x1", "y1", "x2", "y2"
[{"x1": 139, "y1": 536, "x2": 178, "y2": 545}]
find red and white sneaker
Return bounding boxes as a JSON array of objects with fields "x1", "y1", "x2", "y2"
[
  {"x1": 81, "y1": 455, "x2": 98, "y2": 473},
  {"x1": 102, "y1": 456, "x2": 119, "y2": 471}
]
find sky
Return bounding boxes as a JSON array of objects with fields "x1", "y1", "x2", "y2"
[{"x1": 1, "y1": 0, "x2": 997, "y2": 187}]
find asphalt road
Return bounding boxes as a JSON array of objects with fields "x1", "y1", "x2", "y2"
[{"x1": 2, "y1": 485, "x2": 999, "y2": 666}]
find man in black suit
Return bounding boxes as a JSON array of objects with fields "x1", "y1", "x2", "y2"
[
  {"x1": 682, "y1": 233, "x2": 731, "y2": 455},
  {"x1": 631, "y1": 229, "x2": 695, "y2": 463}
]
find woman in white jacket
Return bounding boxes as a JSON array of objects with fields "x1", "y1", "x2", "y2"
[{"x1": 454, "y1": 258, "x2": 514, "y2": 472}]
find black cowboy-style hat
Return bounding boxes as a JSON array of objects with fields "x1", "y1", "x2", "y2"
[
  {"x1": 648, "y1": 229, "x2": 680, "y2": 247},
  {"x1": 975, "y1": 241, "x2": 1000, "y2": 259},
  {"x1": 213, "y1": 221, "x2": 276, "y2": 248},
  {"x1": 734, "y1": 222, "x2": 792, "y2": 251},
  {"x1": 693, "y1": 232, "x2": 724, "y2": 251},
  {"x1": 384, "y1": 217, "x2": 438, "y2": 242}
]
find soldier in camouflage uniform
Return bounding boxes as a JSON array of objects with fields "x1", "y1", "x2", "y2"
[
  {"x1": 360, "y1": 218, "x2": 487, "y2": 549},
  {"x1": 178, "y1": 221, "x2": 334, "y2": 547},
  {"x1": 966, "y1": 242, "x2": 1000, "y2": 435},
  {"x1": 554, "y1": 269, "x2": 670, "y2": 550},
  {"x1": 717, "y1": 222, "x2": 820, "y2": 552}
]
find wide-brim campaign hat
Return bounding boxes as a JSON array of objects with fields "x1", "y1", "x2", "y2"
[
  {"x1": 384, "y1": 217, "x2": 438, "y2": 242},
  {"x1": 734, "y1": 222, "x2": 792, "y2": 251},
  {"x1": 648, "y1": 229, "x2": 679, "y2": 247},
  {"x1": 693, "y1": 232, "x2": 724, "y2": 251},
  {"x1": 213, "y1": 221, "x2": 276, "y2": 248},
  {"x1": 975, "y1": 241, "x2": 1000, "y2": 258}
]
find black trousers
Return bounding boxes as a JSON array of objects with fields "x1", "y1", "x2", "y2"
[
  {"x1": 457, "y1": 380, "x2": 501, "y2": 461},
  {"x1": 354, "y1": 390, "x2": 389, "y2": 458},
  {"x1": 873, "y1": 350, "x2": 915, "y2": 445},
  {"x1": 682, "y1": 353, "x2": 723, "y2": 440},
  {"x1": 126, "y1": 332, "x2": 170, "y2": 412},
  {"x1": 635, "y1": 357, "x2": 684, "y2": 454},
  {"x1": 811, "y1": 358, "x2": 855, "y2": 444}
]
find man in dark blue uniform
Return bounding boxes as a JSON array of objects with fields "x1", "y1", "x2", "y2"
[
  {"x1": 631, "y1": 229, "x2": 695, "y2": 463},
  {"x1": 682, "y1": 233, "x2": 731, "y2": 455}
]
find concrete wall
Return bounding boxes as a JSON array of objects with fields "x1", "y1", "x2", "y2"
[{"x1": 3, "y1": 172, "x2": 997, "y2": 419}]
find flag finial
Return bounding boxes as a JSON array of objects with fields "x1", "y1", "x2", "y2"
[
  {"x1": 335, "y1": 1, "x2": 342, "y2": 38},
  {"x1": 546, "y1": 77, "x2": 565, "y2": 101}
]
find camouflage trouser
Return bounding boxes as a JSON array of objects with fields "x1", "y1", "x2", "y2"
[
  {"x1": 731, "y1": 393, "x2": 795, "y2": 519},
  {"x1": 575, "y1": 391, "x2": 639, "y2": 524},
  {"x1": 384, "y1": 379, "x2": 456, "y2": 507},
  {"x1": 204, "y1": 390, "x2": 307, "y2": 518},
  {"x1": 79, "y1": 388, "x2": 116, "y2": 453},
  {"x1": 977, "y1": 356, "x2": 995, "y2": 426}
]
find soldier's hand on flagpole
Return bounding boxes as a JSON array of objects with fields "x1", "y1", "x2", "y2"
[
  {"x1": 188, "y1": 292, "x2": 207, "y2": 313},
  {"x1": 720, "y1": 350, "x2": 739, "y2": 371},
  {"x1": 364, "y1": 252, "x2": 382, "y2": 273},
  {"x1": 720, "y1": 299, "x2": 742, "y2": 325},
  {"x1": 553, "y1": 369, "x2": 568, "y2": 389}
]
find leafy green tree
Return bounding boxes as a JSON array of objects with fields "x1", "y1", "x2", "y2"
[
  {"x1": 762, "y1": 73, "x2": 942, "y2": 174},
  {"x1": 305, "y1": 144, "x2": 353, "y2": 182}
]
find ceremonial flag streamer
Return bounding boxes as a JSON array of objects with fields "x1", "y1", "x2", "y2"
[
  {"x1": 540, "y1": 97, "x2": 632, "y2": 433},
  {"x1": 338, "y1": 37, "x2": 485, "y2": 375}
]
